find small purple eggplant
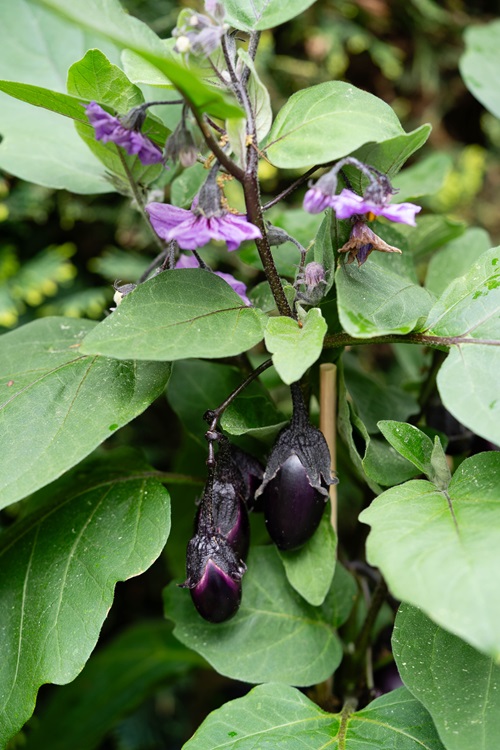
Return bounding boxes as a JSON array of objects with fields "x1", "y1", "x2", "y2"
[
  {"x1": 181, "y1": 528, "x2": 246, "y2": 623},
  {"x1": 256, "y1": 383, "x2": 337, "y2": 551},
  {"x1": 262, "y1": 453, "x2": 327, "y2": 550}
]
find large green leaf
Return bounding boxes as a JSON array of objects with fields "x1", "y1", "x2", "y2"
[
  {"x1": 336, "y1": 256, "x2": 433, "y2": 337},
  {"x1": 423, "y1": 246, "x2": 500, "y2": 444},
  {"x1": 278, "y1": 509, "x2": 338, "y2": 607},
  {"x1": 183, "y1": 684, "x2": 445, "y2": 750},
  {"x1": 424, "y1": 246, "x2": 500, "y2": 339},
  {"x1": 264, "y1": 308, "x2": 327, "y2": 384},
  {"x1": 0, "y1": 0, "x2": 120, "y2": 192},
  {"x1": 425, "y1": 228, "x2": 491, "y2": 297},
  {"x1": 264, "y1": 82, "x2": 418, "y2": 168},
  {"x1": 437, "y1": 345, "x2": 500, "y2": 445},
  {"x1": 164, "y1": 546, "x2": 351, "y2": 686},
  {"x1": 377, "y1": 421, "x2": 451, "y2": 489},
  {"x1": 393, "y1": 604, "x2": 500, "y2": 750},
  {"x1": 0, "y1": 317, "x2": 170, "y2": 509},
  {"x1": 80, "y1": 270, "x2": 265, "y2": 362},
  {"x1": 460, "y1": 20, "x2": 500, "y2": 119},
  {"x1": 0, "y1": 452, "x2": 171, "y2": 748},
  {"x1": 33, "y1": 0, "x2": 243, "y2": 120},
  {"x1": 24, "y1": 621, "x2": 202, "y2": 750},
  {"x1": 360, "y1": 452, "x2": 500, "y2": 661},
  {"x1": 223, "y1": 0, "x2": 316, "y2": 31}
]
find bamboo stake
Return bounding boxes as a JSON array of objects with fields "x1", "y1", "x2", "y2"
[{"x1": 319, "y1": 363, "x2": 338, "y2": 534}]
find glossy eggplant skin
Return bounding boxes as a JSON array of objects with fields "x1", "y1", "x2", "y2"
[
  {"x1": 190, "y1": 560, "x2": 242, "y2": 623},
  {"x1": 262, "y1": 454, "x2": 327, "y2": 550}
]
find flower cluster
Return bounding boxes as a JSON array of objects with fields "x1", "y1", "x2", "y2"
[
  {"x1": 304, "y1": 183, "x2": 421, "y2": 226},
  {"x1": 85, "y1": 102, "x2": 163, "y2": 165},
  {"x1": 173, "y1": 1, "x2": 226, "y2": 57}
]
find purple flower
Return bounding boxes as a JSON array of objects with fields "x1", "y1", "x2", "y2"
[
  {"x1": 304, "y1": 177, "x2": 421, "y2": 226},
  {"x1": 338, "y1": 220, "x2": 402, "y2": 266},
  {"x1": 146, "y1": 202, "x2": 262, "y2": 252},
  {"x1": 175, "y1": 254, "x2": 251, "y2": 305},
  {"x1": 85, "y1": 102, "x2": 163, "y2": 166}
]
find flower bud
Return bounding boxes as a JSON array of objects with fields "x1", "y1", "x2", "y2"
[{"x1": 182, "y1": 529, "x2": 245, "y2": 623}]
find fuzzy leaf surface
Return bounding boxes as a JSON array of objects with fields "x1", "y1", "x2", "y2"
[
  {"x1": 393, "y1": 604, "x2": 500, "y2": 750},
  {"x1": 360, "y1": 452, "x2": 500, "y2": 661},
  {"x1": 0, "y1": 317, "x2": 170, "y2": 508},
  {"x1": 164, "y1": 546, "x2": 352, "y2": 686},
  {"x1": 81, "y1": 270, "x2": 265, "y2": 362},
  {"x1": 183, "y1": 683, "x2": 445, "y2": 750},
  {"x1": 0, "y1": 452, "x2": 171, "y2": 748}
]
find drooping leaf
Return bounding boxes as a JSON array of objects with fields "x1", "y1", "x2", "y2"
[
  {"x1": 0, "y1": 317, "x2": 170, "y2": 509},
  {"x1": 0, "y1": 451, "x2": 171, "y2": 748},
  {"x1": 80, "y1": 270, "x2": 265, "y2": 362},
  {"x1": 24, "y1": 620, "x2": 201, "y2": 750},
  {"x1": 222, "y1": 0, "x2": 317, "y2": 31},
  {"x1": 360, "y1": 452, "x2": 500, "y2": 661},
  {"x1": 336, "y1": 257, "x2": 433, "y2": 338},
  {"x1": 264, "y1": 82, "x2": 424, "y2": 169},
  {"x1": 393, "y1": 604, "x2": 500, "y2": 750},
  {"x1": 164, "y1": 546, "x2": 352, "y2": 686},
  {"x1": 32, "y1": 0, "x2": 243, "y2": 120},
  {"x1": 183, "y1": 683, "x2": 445, "y2": 750},
  {"x1": 279, "y1": 508, "x2": 338, "y2": 606},
  {"x1": 377, "y1": 421, "x2": 440, "y2": 482},
  {"x1": 264, "y1": 308, "x2": 327, "y2": 384},
  {"x1": 460, "y1": 20, "x2": 500, "y2": 119}
]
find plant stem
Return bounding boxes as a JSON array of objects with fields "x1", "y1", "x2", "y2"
[
  {"x1": 204, "y1": 358, "x2": 273, "y2": 433},
  {"x1": 115, "y1": 147, "x2": 168, "y2": 255},
  {"x1": 323, "y1": 331, "x2": 499, "y2": 350},
  {"x1": 262, "y1": 164, "x2": 328, "y2": 211}
]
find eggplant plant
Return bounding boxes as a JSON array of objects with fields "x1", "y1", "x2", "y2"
[{"x1": 0, "y1": 1, "x2": 499, "y2": 748}]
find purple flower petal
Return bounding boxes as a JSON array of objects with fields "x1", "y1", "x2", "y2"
[
  {"x1": 145, "y1": 202, "x2": 261, "y2": 251},
  {"x1": 303, "y1": 187, "x2": 334, "y2": 214},
  {"x1": 84, "y1": 101, "x2": 163, "y2": 165},
  {"x1": 331, "y1": 188, "x2": 421, "y2": 226}
]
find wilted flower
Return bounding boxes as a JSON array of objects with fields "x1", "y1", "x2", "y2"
[
  {"x1": 164, "y1": 119, "x2": 198, "y2": 167},
  {"x1": 256, "y1": 384, "x2": 337, "y2": 550},
  {"x1": 146, "y1": 171, "x2": 261, "y2": 251},
  {"x1": 175, "y1": 254, "x2": 252, "y2": 305},
  {"x1": 84, "y1": 102, "x2": 163, "y2": 165},
  {"x1": 339, "y1": 220, "x2": 402, "y2": 266}
]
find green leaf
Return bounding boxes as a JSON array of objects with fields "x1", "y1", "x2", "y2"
[
  {"x1": 67, "y1": 49, "x2": 165, "y2": 186},
  {"x1": 0, "y1": 451, "x2": 171, "y2": 748},
  {"x1": 362, "y1": 438, "x2": 421, "y2": 487},
  {"x1": 307, "y1": 211, "x2": 335, "y2": 296},
  {"x1": 0, "y1": 0, "x2": 121, "y2": 192},
  {"x1": 343, "y1": 124, "x2": 432, "y2": 190},
  {"x1": 425, "y1": 228, "x2": 491, "y2": 297},
  {"x1": 360, "y1": 452, "x2": 500, "y2": 661},
  {"x1": 0, "y1": 317, "x2": 170, "y2": 509},
  {"x1": 391, "y1": 152, "x2": 452, "y2": 201},
  {"x1": 279, "y1": 508, "x2": 338, "y2": 606},
  {"x1": 223, "y1": 0, "x2": 317, "y2": 31},
  {"x1": 377, "y1": 421, "x2": 438, "y2": 480},
  {"x1": 80, "y1": 270, "x2": 265, "y2": 362},
  {"x1": 24, "y1": 621, "x2": 202, "y2": 750},
  {"x1": 164, "y1": 546, "x2": 347, "y2": 686},
  {"x1": 436, "y1": 345, "x2": 500, "y2": 445},
  {"x1": 32, "y1": 0, "x2": 243, "y2": 120},
  {"x1": 336, "y1": 258, "x2": 433, "y2": 338},
  {"x1": 393, "y1": 604, "x2": 500, "y2": 750},
  {"x1": 344, "y1": 360, "x2": 419, "y2": 433},
  {"x1": 460, "y1": 20, "x2": 500, "y2": 119},
  {"x1": 264, "y1": 308, "x2": 327, "y2": 384},
  {"x1": 424, "y1": 247, "x2": 500, "y2": 339},
  {"x1": 183, "y1": 684, "x2": 445, "y2": 750},
  {"x1": 264, "y1": 82, "x2": 419, "y2": 169},
  {"x1": 397, "y1": 215, "x2": 466, "y2": 259}
]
